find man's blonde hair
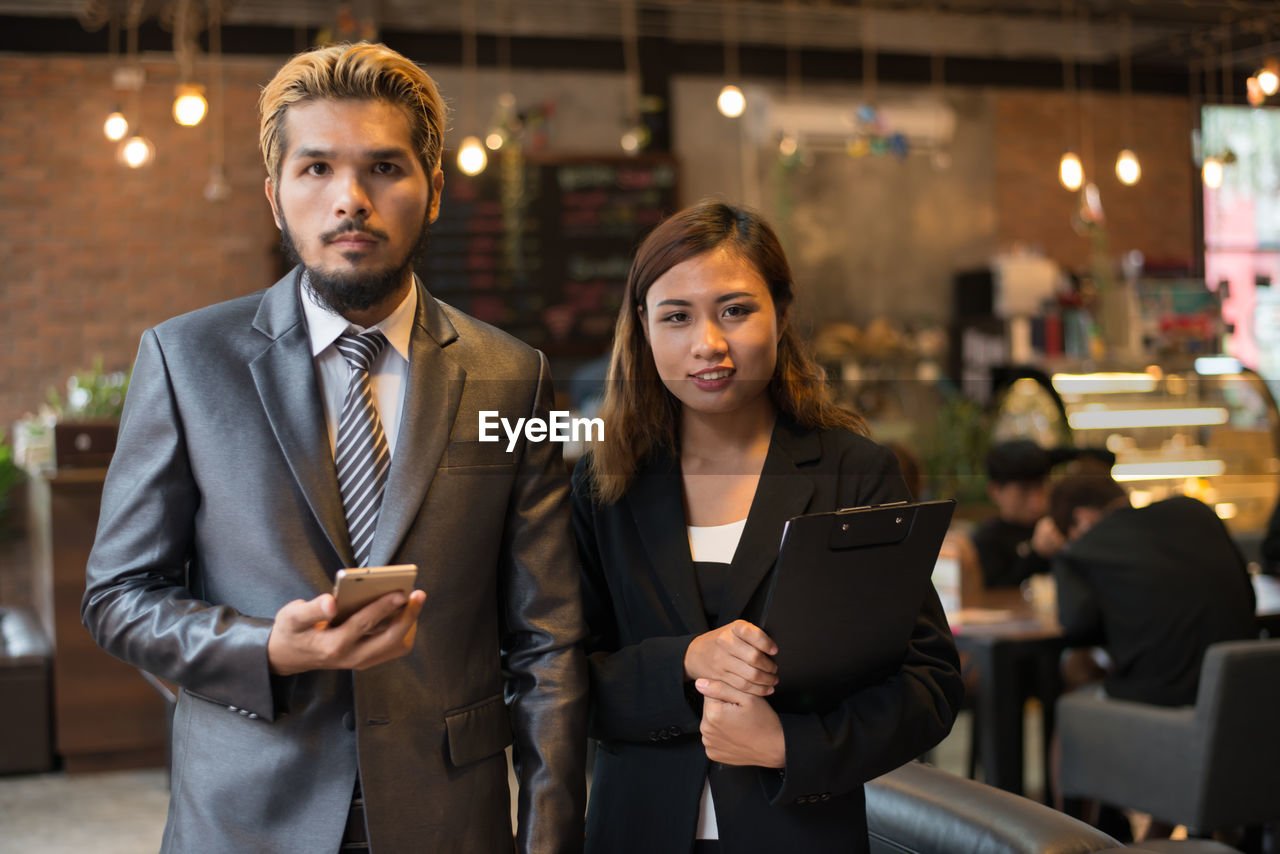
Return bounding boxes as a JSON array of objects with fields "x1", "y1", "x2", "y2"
[{"x1": 258, "y1": 42, "x2": 447, "y2": 186}]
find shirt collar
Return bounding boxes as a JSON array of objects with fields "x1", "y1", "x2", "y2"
[{"x1": 299, "y1": 273, "x2": 417, "y2": 362}]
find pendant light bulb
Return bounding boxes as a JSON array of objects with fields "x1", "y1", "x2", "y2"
[
  {"x1": 172, "y1": 84, "x2": 208, "y2": 127},
  {"x1": 1202, "y1": 156, "x2": 1224, "y2": 189},
  {"x1": 1059, "y1": 151, "x2": 1084, "y2": 191},
  {"x1": 104, "y1": 108, "x2": 129, "y2": 141},
  {"x1": 457, "y1": 136, "x2": 488, "y2": 176},
  {"x1": 717, "y1": 84, "x2": 746, "y2": 118},
  {"x1": 1258, "y1": 68, "x2": 1279, "y2": 97},
  {"x1": 118, "y1": 133, "x2": 155, "y2": 168},
  {"x1": 1115, "y1": 149, "x2": 1141, "y2": 186}
]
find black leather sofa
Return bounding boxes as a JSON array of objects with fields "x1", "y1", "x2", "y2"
[{"x1": 865, "y1": 761, "x2": 1243, "y2": 854}]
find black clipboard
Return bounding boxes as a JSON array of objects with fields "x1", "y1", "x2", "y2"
[{"x1": 760, "y1": 499, "x2": 955, "y2": 711}]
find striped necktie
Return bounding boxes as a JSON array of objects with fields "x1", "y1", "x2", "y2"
[{"x1": 334, "y1": 330, "x2": 391, "y2": 567}]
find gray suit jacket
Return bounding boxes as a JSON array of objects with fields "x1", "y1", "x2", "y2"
[{"x1": 83, "y1": 268, "x2": 588, "y2": 853}]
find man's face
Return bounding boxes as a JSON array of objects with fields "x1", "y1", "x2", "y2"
[
  {"x1": 265, "y1": 98, "x2": 444, "y2": 317},
  {"x1": 987, "y1": 479, "x2": 1049, "y2": 526}
]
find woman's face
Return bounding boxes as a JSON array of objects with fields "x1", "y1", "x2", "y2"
[{"x1": 641, "y1": 247, "x2": 782, "y2": 418}]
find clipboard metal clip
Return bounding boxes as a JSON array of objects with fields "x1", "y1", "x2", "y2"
[{"x1": 828, "y1": 504, "x2": 916, "y2": 549}]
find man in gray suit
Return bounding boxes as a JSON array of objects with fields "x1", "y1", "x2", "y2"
[{"x1": 83, "y1": 42, "x2": 587, "y2": 853}]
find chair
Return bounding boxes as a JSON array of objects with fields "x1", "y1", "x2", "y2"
[
  {"x1": 865, "y1": 761, "x2": 1241, "y2": 854},
  {"x1": 1057, "y1": 639, "x2": 1280, "y2": 839}
]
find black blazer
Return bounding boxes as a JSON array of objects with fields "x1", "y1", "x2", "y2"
[{"x1": 571, "y1": 417, "x2": 963, "y2": 854}]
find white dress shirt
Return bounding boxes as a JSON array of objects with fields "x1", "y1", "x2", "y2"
[{"x1": 299, "y1": 274, "x2": 417, "y2": 458}]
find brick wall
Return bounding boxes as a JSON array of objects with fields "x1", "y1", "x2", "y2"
[
  {"x1": 0, "y1": 57, "x2": 1202, "y2": 434},
  {"x1": 993, "y1": 88, "x2": 1197, "y2": 272},
  {"x1": 0, "y1": 54, "x2": 283, "y2": 434}
]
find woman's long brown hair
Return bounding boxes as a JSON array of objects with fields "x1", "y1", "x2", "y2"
[{"x1": 585, "y1": 200, "x2": 867, "y2": 503}]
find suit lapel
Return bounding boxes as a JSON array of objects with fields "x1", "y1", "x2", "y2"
[
  {"x1": 626, "y1": 452, "x2": 709, "y2": 634},
  {"x1": 718, "y1": 419, "x2": 820, "y2": 623},
  {"x1": 249, "y1": 268, "x2": 352, "y2": 567},
  {"x1": 366, "y1": 281, "x2": 463, "y2": 567}
]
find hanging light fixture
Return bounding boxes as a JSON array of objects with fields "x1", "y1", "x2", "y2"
[
  {"x1": 1060, "y1": 152, "x2": 1084, "y2": 190},
  {"x1": 104, "y1": 107, "x2": 129, "y2": 141},
  {"x1": 202, "y1": 1, "x2": 230, "y2": 201},
  {"x1": 114, "y1": 0, "x2": 152, "y2": 167},
  {"x1": 457, "y1": 136, "x2": 488, "y2": 176},
  {"x1": 1200, "y1": 25, "x2": 1234, "y2": 190},
  {"x1": 717, "y1": 85, "x2": 745, "y2": 118},
  {"x1": 618, "y1": 0, "x2": 649, "y2": 153},
  {"x1": 118, "y1": 132, "x2": 156, "y2": 168},
  {"x1": 1202, "y1": 156, "x2": 1224, "y2": 189},
  {"x1": 101, "y1": 11, "x2": 130, "y2": 141},
  {"x1": 172, "y1": 83, "x2": 208, "y2": 126},
  {"x1": 717, "y1": 0, "x2": 745, "y2": 117},
  {"x1": 1057, "y1": 0, "x2": 1083, "y2": 191},
  {"x1": 457, "y1": 0, "x2": 488, "y2": 175},
  {"x1": 1258, "y1": 62, "x2": 1280, "y2": 97},
  {"x1": 1115, "y1": 149, "x2": 1141, "y2": 185},
  {"x1": 485, "y1": 1, "x2": 517, "y2": 153},
  {"x1": 1114, "y1": 14, "x2": 1141, "y2": 185},
  {"x1": 171, "y1": 0, "x2": 206, "y2": 127}
]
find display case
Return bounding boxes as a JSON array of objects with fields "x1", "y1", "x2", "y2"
[{"x1": 991, "y1": 358, "x2": 1280, "y2": 535}]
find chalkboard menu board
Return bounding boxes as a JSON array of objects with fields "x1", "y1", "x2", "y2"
[{"x1": 421, "y1": 153, "x2": 679, "y2": 358}]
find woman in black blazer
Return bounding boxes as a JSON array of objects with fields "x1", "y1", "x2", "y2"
[{"x1": 571, "y1": 201, "x2": 963, "y2": 854}]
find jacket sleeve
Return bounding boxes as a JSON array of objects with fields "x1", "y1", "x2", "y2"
[
  {"x1": 81, "y1": 328, "x2": 281, "y2": 720},
  {"x1": 570, "y1": 461, "x2": 702, "y2": 743},
  {"x1": 499, "y1": 351, "x2": 589, "y2": 854},
  {"x1": 765, "y1": 441, "x2": 964, "y2": 804}
]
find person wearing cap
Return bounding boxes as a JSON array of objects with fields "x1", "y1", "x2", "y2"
[{"x1": 971, "y1": 439, "x2": 1064, "y2": 589}]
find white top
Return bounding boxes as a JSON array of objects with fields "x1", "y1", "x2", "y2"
[
  {"x1": 688, "y1": 518, "x2": 748, "y2": 564},
  {"x1": 300, "y1": 274, "x2": 417, "y2": 458},
  {"x1": 686, "y1": 517, "x2": 748, "y2": 841}
]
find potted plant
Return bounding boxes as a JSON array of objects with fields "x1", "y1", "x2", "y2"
[
  {"x1": 0, "y1": 433, "x2": 22, "y2": 540},
  {"x1": 919, "y1": 392, "x2": 993, "y2": 511},
  {"x1": 46, "y1": 357, "x2": 130, "y2": 469}
]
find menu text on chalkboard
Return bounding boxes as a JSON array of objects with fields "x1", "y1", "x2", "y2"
[{"x1": 421, "y1": 153, "x2": 680, "y2": 358}]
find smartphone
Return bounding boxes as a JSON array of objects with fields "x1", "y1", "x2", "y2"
[{"x1": 331, "y1": 564, "x2": 419, "y2": 626}]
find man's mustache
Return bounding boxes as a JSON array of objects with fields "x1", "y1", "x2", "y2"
[{"x1": 321, "y1": 220, "x2": 390, "y2": 244}]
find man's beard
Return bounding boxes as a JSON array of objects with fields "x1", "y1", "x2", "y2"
[{"x1": 281, "y1": 216, "x2": 432, "y2": 317}]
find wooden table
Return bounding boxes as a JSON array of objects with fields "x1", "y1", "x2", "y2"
[{"x1": 949, "y1": 590, "x2": 1064, "y2": 802}]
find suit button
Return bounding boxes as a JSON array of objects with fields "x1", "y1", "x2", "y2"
[
  {"x1": 343, "y1": 712, "x2": 356, "y2": 731},
  {"x1": 668, "y1": 726, "x2": 682, "y2": 737},
  {"x1": 228, "y1": 705, "x2": 239, "y2": 713},
  {"x1": 820, "y1": 793, "x2": 830, "y2": 802},
  {"x1": 649, "y1": 730, "x2": 660, "y2": 742}
]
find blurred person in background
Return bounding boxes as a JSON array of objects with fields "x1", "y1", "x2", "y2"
[
  {"x1": 1047, "y1": 473, "x2": 1256, "y2": 839},
  {"x1": 972, "y1": 439, "x2": 1063, "y2": 589},
  {"x1": 1049, "y1": 474, "x2": 1256, "y2": 707}
]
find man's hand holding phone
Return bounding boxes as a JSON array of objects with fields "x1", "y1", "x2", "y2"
[{"x1": 267, "y1": 565, "x2": 425, "y2": 676}]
